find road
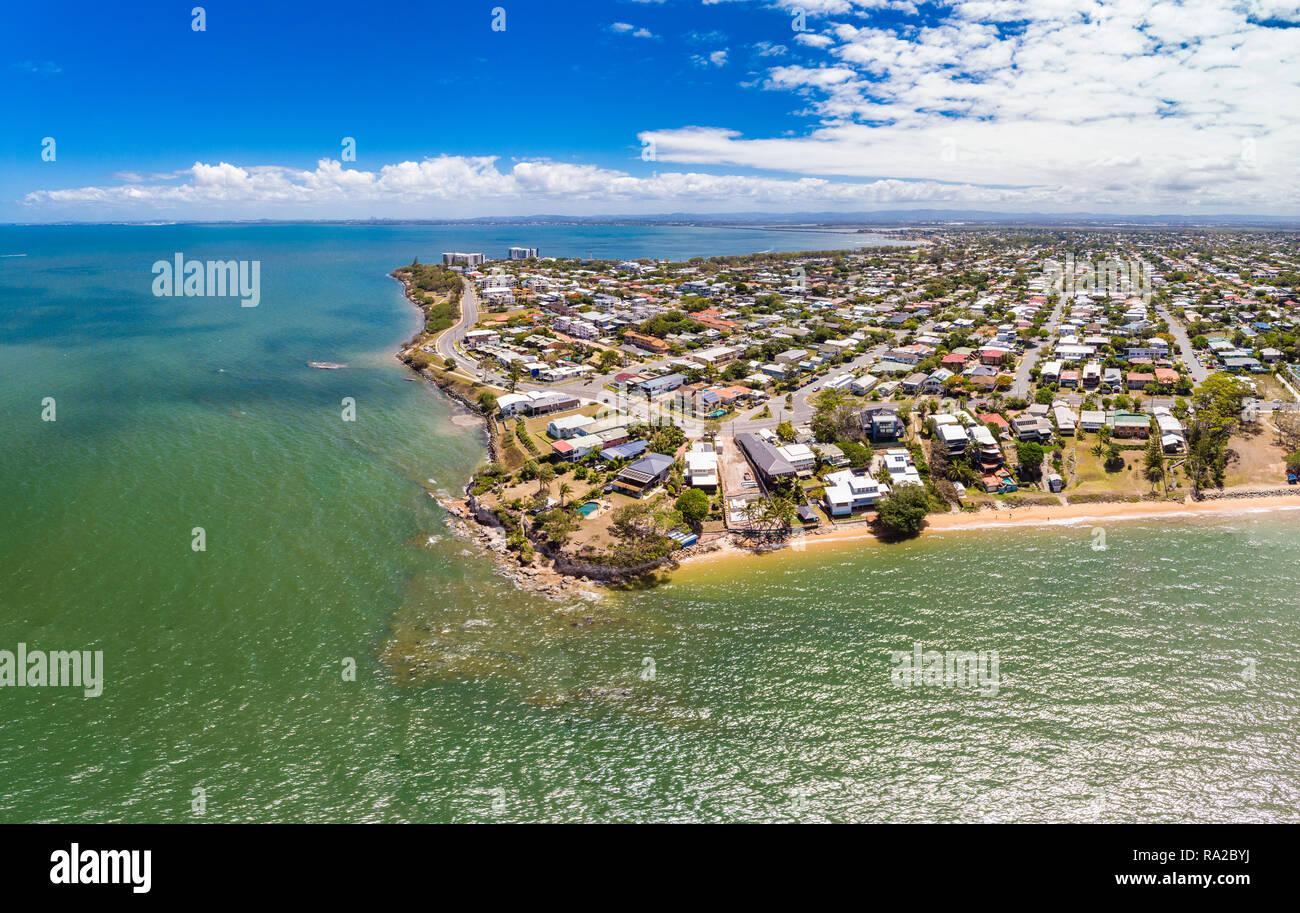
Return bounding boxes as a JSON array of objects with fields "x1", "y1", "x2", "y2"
[
  {"x1": 1010, "y1": 294, "x2": 1065, "y2": 400},
  {"x1": 1156, "y1": 302, "x2": 1209, "y2": 384},
  {"x1": 434, "y1": 278, "x2": 480, "y2": 368}
]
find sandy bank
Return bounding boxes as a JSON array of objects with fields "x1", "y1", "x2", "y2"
[{"x1": 680, "y1": 490, "x2": 1300, "y2": 568}]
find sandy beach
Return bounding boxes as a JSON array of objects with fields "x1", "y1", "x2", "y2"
[{"x1": 680, "y1": 489, "x2": 1300, "y2": 568}]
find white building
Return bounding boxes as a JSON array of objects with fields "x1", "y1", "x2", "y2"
[
  {"x1": 823, "y1": 470, "x2": 889, "y2": 516},
  {"x1": 442, "y1": 252, "x2": 485, "y2": 267},
  {"x1": 547, "y1": 414, "x2": 594, "y2": 439},
  {"x1": 684, "y1": 449, "x2": 720, "y2": 489}
]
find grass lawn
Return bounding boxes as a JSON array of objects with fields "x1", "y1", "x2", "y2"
[{"x1": 1067, "y1": 440, "x2": 1152, "y2": 495}]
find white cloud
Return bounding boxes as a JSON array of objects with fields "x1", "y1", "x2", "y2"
[
  {"x1": 692, "y1": 49, "x2": 729, "y2": 67},
  {"x1": 22, "y1": 155, "x2": 1084, "y2": 215},
  {"x1": 644, "y1": 0, "x2": 1300, "y2": 209},
  {"x1": 610, "y1": 22, "x2": 655, "y2": 38}
]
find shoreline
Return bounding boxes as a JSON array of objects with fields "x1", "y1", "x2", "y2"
[
  {"x1": 392, "y1": 267, "x2": 606, "y2": 601},
  {"x1": 678, "y1": 490, "x2": 1300, "y2": 569}
]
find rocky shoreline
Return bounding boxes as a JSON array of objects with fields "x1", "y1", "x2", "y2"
[{"x1": 393, "y1": 269, "x2": 614, "y2": 599}]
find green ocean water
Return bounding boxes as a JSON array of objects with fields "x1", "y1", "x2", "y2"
[{"x1": 1, "y1": 224, "x2": 1297, "y2": 822}]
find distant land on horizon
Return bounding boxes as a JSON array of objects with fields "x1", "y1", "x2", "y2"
[{"x1": 8, "y1": 211, "x2": 1300, "y2": 230}]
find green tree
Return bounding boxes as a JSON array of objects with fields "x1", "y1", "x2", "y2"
[
  {"x1": 1016, "y1": 441, "x2": 1047, "y2": 478},
  {"x1": 1143, "y1": 432, "x2": 1166, "y2": 492},
  {"x1": 876, "y1": 485, "x2": 930, "y2": 537},
  {"x1": 675, "y1": 488, "x2": 710, "y2": 528},
  {"x1": 776, "y1": 421, "x2": 796, "y2": 442},
  {"x1": 536, "y1": 463, "x2": 556, "y2": 495}
]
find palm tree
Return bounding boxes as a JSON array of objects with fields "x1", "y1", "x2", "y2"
[
  {"x1": 558, "y1": 482, "x2": 573, "y2": 507},
  {"x1": 536, "y1": 463, "x2": 555, "y2": 496}
]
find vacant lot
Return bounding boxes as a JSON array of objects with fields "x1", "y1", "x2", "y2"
[
  {"x1": 1224, "y1": 425, "x2": 1290, "y2": 487},
  {"x1": 1066, "y1": 440, "x2": 1153, "y2": 495}
]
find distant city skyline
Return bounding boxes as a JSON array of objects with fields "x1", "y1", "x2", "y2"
[{"x1": 5, "y1": 0, "x2": 1300, "y2": 222}]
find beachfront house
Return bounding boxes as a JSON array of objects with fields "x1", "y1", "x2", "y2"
[
  {"x1": 684, "y1": 448, "x2": 720, "y2": 489},
  {"x1": 822, "y1": 469, "x2": 889, "y2": 517}
]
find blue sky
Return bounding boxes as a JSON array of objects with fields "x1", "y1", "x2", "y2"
[{"x1": 5, "y1": 0, "x2": 1300, "y2": 220}]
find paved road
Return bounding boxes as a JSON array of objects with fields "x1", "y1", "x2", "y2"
[
  {"x1": 434, "y1": 279, "x2": 480, "y2": 368},
  {"x1": 1010, "y1": 294, "x2": 1065, "y2": 399},
  {"x1": 1156, "y1": 302, "x2": 1209, "y2": 384}
]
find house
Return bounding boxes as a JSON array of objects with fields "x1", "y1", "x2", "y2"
[
  {"x1": 1052, "y1": 404, "x2": 1078, "y2": 435},
  {"x1": 496, "y1": 392, "x2": 538, "y2": 417},
  {"x1": 1224, "y1": 356, "x2": 1265, "y2": 372},
  {"x1": 612, "y1": 452, "x2": 676, "y2": 497},
  {"x1": 1111, "y1": 411, "x2": 1151, "y2": 438},
  {"x1": 1126, "y1": 372, "x2": 1155, "y2": 390},
  {"x1": 547, "y1": 414, "x2": 594, "y2": 439},
  {"x1": 776, "y1": 443, "x2": 817, "y2": 475},
  {"x1": 1154, "y1": 411, "x2": 1185, "y2": 452},
  {"x1": 1047, "y1": 472, "x2": 1064, "y2": 493},
  {"x1": 623, "y1": 331, "x2": 670, "y2": 354},
  {"x1": 859, "y1": 404, "x2": 903, "y2": 443},
  {"x1": 922, "y1": 368, "x2": 954, "y2": 395},
  {"x1": 901, "y1": 372, "x2": 929, "y2": 394},
  {"x1": 1011, "y1": 414, "x2": 1053, "y2": 442},
  {"x1": 684, "y1": 448, "x2": 720, "y2": 488},
  {"x1": 822, "y1": 469, "x2": 890, "y2": 516},
  {"x1": 849, "y1": 374, "x2": 878, "y2": 395},
  {"x1": 1079, "y1": 409, "x2": 1106, "y2": 432},
  {"x1": 551, "y1": 433, "x2": 602, "y2": 461},
  {"x1": 936, "y1": 422, "x2": 969, "y2": 455},
  {"x1": 637, "y1": 373, "x2": 686, "y2": 396},
  {"x1": 735, "y1": 432, "x2": 797, "y2": 486},
  {"x1": 814, "y1": 443, "x2": 848, "y2": 467},
  {"x1": 878, "y1": 448, "x2": 922, "y2": 487},
  {"x1": 527, "y1": 393, "x2": 581, "y2": 416},
  {"x1": 599, "y1": 440, "x2": 648, "y2": 462},
  {"x1": 692, "y1": 345, "x2": 740, "y2": 367},
  {"x1": 971, "y1": 425, "x2": 1002, "y2": 466}
]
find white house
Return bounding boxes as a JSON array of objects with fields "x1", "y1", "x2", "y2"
[
  {"x1": 823, "y1": 470, "x2": 890, "y2": 516},
  {"x1": 547, "y1": 414, "x2": 594, "y2": 439},
  {"x1": 684, "y1": 449, "x2": 719, "y2": 488}
]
